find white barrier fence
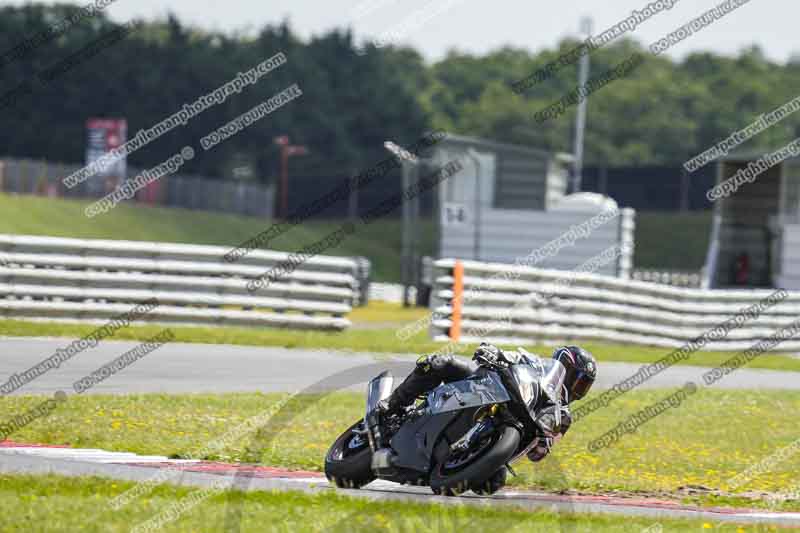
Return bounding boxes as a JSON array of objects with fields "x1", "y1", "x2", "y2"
[
  {"x1": 0, "y1": 235, "x2": 365, "y2": 331},
  {"x1": 429, "y1": 258, "x2": 800, "y2": 352}
]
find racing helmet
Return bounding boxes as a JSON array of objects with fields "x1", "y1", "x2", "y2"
[{"x1": 552, "y1": 346, "x2": 596, "y2": 402}]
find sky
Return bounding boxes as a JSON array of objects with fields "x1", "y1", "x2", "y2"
[{"x1": 12, "y1": 0, "x2": 797, "y2": 63}]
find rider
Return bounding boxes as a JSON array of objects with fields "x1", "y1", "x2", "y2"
[{"x1": 367, "y1": 343, "x2": 597, "y2": 462}]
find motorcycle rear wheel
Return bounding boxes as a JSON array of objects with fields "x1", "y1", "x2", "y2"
[
  {"x1": 430, "y1": 425, "x2": 520, "y2": 496},
  {"x1": 324, "y1": 420, "x2": 375, "y2": 489}
]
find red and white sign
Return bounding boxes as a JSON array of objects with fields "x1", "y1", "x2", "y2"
[{"x1": 86, "y1": 118, "x2": 127, "y2": 180}]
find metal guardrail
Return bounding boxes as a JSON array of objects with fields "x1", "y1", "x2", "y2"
[
  {"x1": 0, "y1": 235, "x2": 367, "y2": 331},
  {"x1": 429, "y1": 258, "x2": 800, "y2": 351}
]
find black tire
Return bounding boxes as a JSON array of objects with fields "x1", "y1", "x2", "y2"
[
  {"x1": 430, "y1": 425, "x2": 520, "y2": 496},
  {"x1": 324, "y1": 421, "x2": 375, "y2": 489},
  {"x1": 471, "y1": 467, "x2": 507, "y2": 495}
]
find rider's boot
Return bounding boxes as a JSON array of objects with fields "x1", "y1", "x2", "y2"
[
  {"x1": 366, "y1": 398, "x2": 401, "y2": 450},
  {"x1": 367, "y1": 354, "x2": 476, "y2": 469}
]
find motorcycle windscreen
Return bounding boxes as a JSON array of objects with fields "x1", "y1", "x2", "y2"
[
  {"x1": 510, "y1": 360, "x2": 566, "y2": 408},
  {"x1": 365, "y1": 372, "x2": 394, "y2": 419},
  {"x1": 427, "y1": 372, "x2": 511, "y2": 414},
  {"x1": 514, "y1": 359, "x2": 568, "y2": 432},
  {"x1": 510, "y1": 364, "x2": 541, "y2": 408},
  {"x1": 539, "y1": 359, "x2": 567, "y2": 405}
]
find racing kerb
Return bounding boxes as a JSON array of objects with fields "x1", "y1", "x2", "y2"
[
  {"x1": 430, "y1": 258, "x2": 800, "y2": 351},
  {"x1": 0, "y1": 234, "x2": 367, "y2": 331}
]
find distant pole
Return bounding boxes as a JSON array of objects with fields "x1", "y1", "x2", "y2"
[
  {"x1": 409, "y1": 164, "x2": 421, "y2": 305},
  {"x1": 401, "y1": 163, "x2": 413, "y2": 307},
  {"x1": 280, "y1": 147, "x2": 289, "y2": 216},
  {"x1": 572, "y1": 16, "x2": 593, "y2": 194},
  {"x1": 384, "y1": 141, "x2": 420, "y2": 307},
  {"x1": 273, "y1": 135, "x2": 308, "y2": 219}
]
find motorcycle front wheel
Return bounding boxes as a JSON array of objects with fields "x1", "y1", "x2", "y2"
[
  {"x1": 430, "y1": 425, "x2": 520, "y2": 496},
  {"x1": 324, "y1": 420, "x2": 375, "y2": 489}
]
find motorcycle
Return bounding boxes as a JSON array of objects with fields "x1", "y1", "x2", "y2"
[{"x1": 324, "y1": 348, "x2": 567, "y2": 496}]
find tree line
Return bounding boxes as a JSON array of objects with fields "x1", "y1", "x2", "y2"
[{"x1": 1, "y1": 3, "x2": 798, "y2": 185}]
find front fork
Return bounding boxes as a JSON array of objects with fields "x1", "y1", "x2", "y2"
[
  {"x1": 450, "y1": 417, "x2": 495, "y2": 454},
  {"x1": 452, "y1": 404, "x2": 529, "y2": 471},
  {"x1": 450, "y1": 404, "x2": 519, "y2": 454},
  {"x1": 365, "y1": 371, "x2": 394, "y2": 452}
]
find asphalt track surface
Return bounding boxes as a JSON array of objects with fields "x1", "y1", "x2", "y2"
[
  {"x1": 2, "y1": 442, "x2": 800, "y2": 527},
  {"x1": 3, "y1": 336, "x2": 800, "y2": 528},
  {"x1": 3, "y1": 337, "x2": 800, "y2": 396}
]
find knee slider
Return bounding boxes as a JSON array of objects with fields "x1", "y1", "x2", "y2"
[{"x1": 429, "y1": 354, "x2": 454, "y2": 370}]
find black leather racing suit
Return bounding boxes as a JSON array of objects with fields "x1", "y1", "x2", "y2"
[{"x1": 382, "y1": 349, "x2": 572, "y2": 462}]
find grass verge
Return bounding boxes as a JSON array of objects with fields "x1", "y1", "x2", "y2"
[
  {"x1": 1, "y1": 307, "x2": 799, "y2": 372},
  {"x1": 3, "y1": 389, "x2": 800, "y2": 511},
  {"x1": 0, "y1": 193, "x2": 715, "y2": 276},
  {"x1": 0, "y1": 193, "x2": 436, "y2": 282},
  {"x1": 0, "y1": 474, "x2": 775, "y2": 532}
]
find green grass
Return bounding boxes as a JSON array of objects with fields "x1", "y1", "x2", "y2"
[
  {"x1": 2, "y1": 310, "x2": 799, "y2": 372},
  {"x1": 0, "y1": 192, "x2": 435, "y2": 282},
  {"x1": 4, "y1": 389, "x2": 800, "y2": 511},
  {"x1": 0, "y1": 193, "x2": 716, "y2": 282},
  {"x1": 0, "y1": 474, "x2": 756, "y2": 533},
  {"x1": 347, "y1": 301, "x2": 431, "y2": 324},
  {"x1": 634, "y1": 211, "x2": 712, "y2": 271}
]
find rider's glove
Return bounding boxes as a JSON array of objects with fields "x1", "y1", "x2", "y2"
[
  {"x1": 526, "y1": 436, "x2": 553, "y2": 462},
  {"x1": 529, "y1": 407, "x2": 571, "y2": 462},
  {"x1": 537, "y1": 406, "x2": 572, "y2": 436},
  {"x1": 473, "y1": 342, "x2": 503, "y2": 366}
]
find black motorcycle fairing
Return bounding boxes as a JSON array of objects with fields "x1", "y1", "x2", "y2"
[
  {"x1": 386, "y1": 406, "x2": 495, "y2": 486},
  {"x1": 387, "y1": 368, "x2": 512, "y2": 477},
  {"x1": 426, "y1": 370, "x2": 511, "y2": 415},
  {"x1": 387, "y1": 410, "x2": 460, "y2": 475}
]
